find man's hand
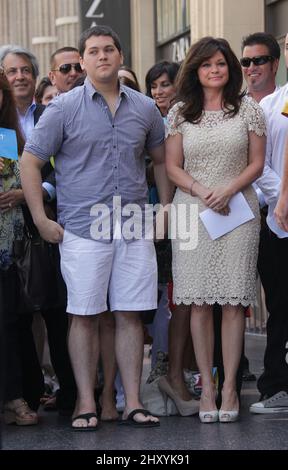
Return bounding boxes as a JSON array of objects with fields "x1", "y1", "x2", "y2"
[
  {"x1": 154, "y1": 205, "x2": 169, "y2": 242},
  {"x1": 274, "y1": 195, "x2": 288, "y2": 232},
  {"x1": 0, "y1": 189, "x2": 25, "y2": 212},
  {"x1": 36, "y1": 218, "x2": 64, "y2": 244}
]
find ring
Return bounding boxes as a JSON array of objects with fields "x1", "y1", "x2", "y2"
[{"x1": 8, "y1": 202, "x2": 12, "y2": 208}]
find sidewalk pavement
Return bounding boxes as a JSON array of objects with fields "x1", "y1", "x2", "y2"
[{"x1": 1, "y1": 334, "x2": 288, "y2": 451}]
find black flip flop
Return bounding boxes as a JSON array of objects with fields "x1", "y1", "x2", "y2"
[
  {"x1": 72, "y1": 412, "x2": 98, "y2": 431},
  {"x1": 119, "y1": 408, "x2": 160, "y2": 428}
]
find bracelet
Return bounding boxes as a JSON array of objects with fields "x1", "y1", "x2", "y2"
[{"x1": 190, "y1": 180, "x2": 197, "y2": 196}]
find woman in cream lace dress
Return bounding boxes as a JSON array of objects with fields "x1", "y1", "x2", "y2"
[{"x1": 165, "y1": 37, "x2": 266, "y2": 423}]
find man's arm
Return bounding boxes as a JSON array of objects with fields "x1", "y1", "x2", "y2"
[
  {"x1": 149, "y1": 144, "x2": 174, "y2": 240},
  {"x1": 20, "y1": 151, "x2": 64, "y2": 243},
  {"x1": 274, "y1": 137, "x2": 288, "y2": 232},
  {"x1": 149, "y1": 144, "x2": 174, "y2": 207},
  {"x1": 256, "y1": 99, "x2": 282, "y2": 205}
]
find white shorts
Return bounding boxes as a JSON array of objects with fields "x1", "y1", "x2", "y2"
[{"x1": 59, "y1": 230, "x2": 158, "y2": 315}]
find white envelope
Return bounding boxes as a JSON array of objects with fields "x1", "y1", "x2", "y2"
[{"x1": 199, "y1": 192, "x2": 255, "y2": 240}]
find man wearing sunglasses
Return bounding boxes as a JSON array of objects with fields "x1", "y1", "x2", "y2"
[
  {"x1": 249, "y1": 32, "x2": 288, "y2": 414},
  {"x1": 239, "y1": 33, "x2": 281, "y2": 385},
  {"x1": 241, "y1": 32, "x2": 280, "y2": 103},
  {"x1": 49, "y1": 47, "x2": 85, "y2": 94}
]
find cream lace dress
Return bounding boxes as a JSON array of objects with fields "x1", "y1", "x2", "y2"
[{"x1": 166, "y1": 96, "x2": 266, "y2": 307}]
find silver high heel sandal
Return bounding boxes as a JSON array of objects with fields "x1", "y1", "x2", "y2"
[
  {"x1": 219, "y1": 409, "x2": 239, "y2": 423},
  {"x1": 158, "y1": 376, "x2": 199, "y2": 416},
  {"x1": 199, "y1": 410, "x2": 219, "y2": 423},
  {"x1": 219, "y1": 390, "x2": 239, "y2": 422},
  {"x1": 199, "y1": 387, "x2": 218, "y2": 423}
]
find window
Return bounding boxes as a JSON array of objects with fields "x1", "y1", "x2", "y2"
[
  {"x1": 276, "y1": 36, "x2": 288, "y2": 86},
  {"x1": 156, "y1": 0, "x2": 190, "y2": 43}
]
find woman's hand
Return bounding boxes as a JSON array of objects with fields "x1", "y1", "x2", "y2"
[
  {"x1": 0, "y1": 189, "x2": 25, "y2": 212},
  {"x1": 205, "y1": 185, "x2": 233, "y2": 213},
  {"x1": 192, "y1": 182, "x2": 230, "y2": 215},
  {"x1": 195, "y1": 183, "x2": 213, "y2": 205}
]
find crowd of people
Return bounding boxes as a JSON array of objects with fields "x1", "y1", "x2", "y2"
[{"x1": 0, "y1": 24, "x2": 288, "y2": 432}]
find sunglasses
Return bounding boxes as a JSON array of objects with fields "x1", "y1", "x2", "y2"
[
  {"x1": 240, "y1": 55, "x2": 275, "y2": 67},
  {"x1": 52, "y1": 63, "x2": 82, "y2": 74}
]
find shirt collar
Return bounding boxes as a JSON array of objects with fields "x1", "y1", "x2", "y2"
[
  {"x1": 84, "y1": 76, "x2": 128, "y2": 100},
  {"x1": 17, "y1": 100, "x2": 36, "y2": 117}
]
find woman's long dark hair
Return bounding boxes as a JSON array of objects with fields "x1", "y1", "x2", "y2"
[
  {"x1": 0, "y1": 69, "x2": 25, "y2": 154},
  {"x1": 145, "y1": 61, "x2": 180, "y2": 97},
  {"x1": 175, "y1": 37, "x2": 244, "y2": 123}
]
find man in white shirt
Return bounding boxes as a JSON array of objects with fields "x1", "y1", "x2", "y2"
[
  {"x1": 241, "y1": 32, "x2": 280, "y2": 103},
  {"x1": 274, "y1": 141, "x2": 288, "y2": 232},
  {"x1": 249, "y1": 33, "x2": 288, "y2": 414},
  {"x1": 240, "y1": 33, "x2": 281, "y2": 384}
]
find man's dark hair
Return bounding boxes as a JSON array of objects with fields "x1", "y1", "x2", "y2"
[
  {"x1": 241, "y1": 32, "x2": 280, "y2": 59},
  {"x1": 50, "y1": 46, "x2": 79, "y2": 68},
  {"x1": 78, "y1": 25, "x2": 122, "y2": 57}
]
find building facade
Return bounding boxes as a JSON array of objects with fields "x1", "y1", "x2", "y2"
[
  {"x1": 0, "y1": 0, "x2": 287, "y2": 86},
  {"x1": 0, "y1": 0, "x2": 79, "y2": 78}
]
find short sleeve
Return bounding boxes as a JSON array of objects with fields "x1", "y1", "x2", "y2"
[
  {"x1": 24, "y1": 97, "x2": 64, "y2": 162},
  {"x1": 145, "y1": 102, "x2": 165, "y2": 151},
  {"x1": 242, "y1": 96, "x2": 267, "y2": 136},
  {"x1": 166, "y1": 102, "x2": 185, "y2": 138}
]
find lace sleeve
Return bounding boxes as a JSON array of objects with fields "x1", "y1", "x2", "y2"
[
  {"x1": 243, "y1": 96, "x2": 267, "y2": 136},
  {"x1": 166, "y1": 102, "x2": 184, "y2": 138}
]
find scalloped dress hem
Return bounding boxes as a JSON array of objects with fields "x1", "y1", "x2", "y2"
[{"x1": 173, "y1": 298, "x2": 255, "y2": 307}]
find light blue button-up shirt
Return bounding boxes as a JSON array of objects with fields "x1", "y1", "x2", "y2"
[
  {"x1": 18, "y1": 101, "x2": 55, "y2": 201},
  {"x1": 18, "y1": 102, "x2": 36, "y2": 140},
  {"x1": 25, "y1": 78, "x2": 165, "y2": 240}
]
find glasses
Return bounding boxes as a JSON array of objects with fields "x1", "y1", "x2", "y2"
[
  {"x1": 52, "y1": 63, "x2": 82, "y2": 74},
  {"x1": 240, "y1": 55, "x2": 275, "y2": 68}
]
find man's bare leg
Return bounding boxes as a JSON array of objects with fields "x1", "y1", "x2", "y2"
[
  {"x1": 115, "y1": 311, "x2": 159, "y2": 424},
  {"x1": 68, "y1": 314, "x2": 99, "y2": 429},
  {"x1": 99, "y1": 311, "x2": 118, "y2": 420}
]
